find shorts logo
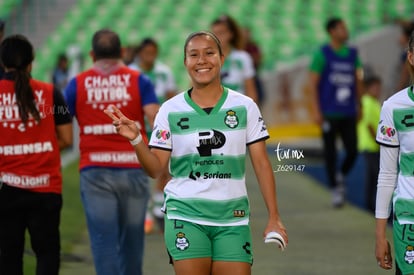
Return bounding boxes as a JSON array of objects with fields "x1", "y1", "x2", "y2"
[
  {"x1": 380, "y1": 125, "x2": 396, "y2": 137},
  {"x1": 405, "y1": 245, "x2": 414, "y2": 264},
  {"x1": 242, "y1": 242, "x2": 251, "y2": 255},
  {"x1": 175, "y1": 232, "x2": 190, "y2": 251},
  {"x1": 224, "y1": 110, "x2": 239, "y2": 129}
]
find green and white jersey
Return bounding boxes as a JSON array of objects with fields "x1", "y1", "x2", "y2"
[
  {"x1": 376, "y1": 86, "x2": 414, "y2": 224},
  {"x1": 221, "y1": 49, "x2": 255, "y2": 93},
  {"x1": 149, "y1": 88, "x2": 269, "y2": 226}
]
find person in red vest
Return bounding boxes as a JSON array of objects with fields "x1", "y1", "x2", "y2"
[
  {"x1": 64, "y1": 29, "x2": 159, "y2": 275},
  {"x1": 0, "y1": 34, "x2": 73, "y2": 275}
]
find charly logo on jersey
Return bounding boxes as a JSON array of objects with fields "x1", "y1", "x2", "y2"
[
  {"x1": 85, "y1": 74, "x2": 132, "y2": 110},
  {"x1": 177, "y1": 117, "x2": 189, "y2": 130},
  {"x1": 175, "y1": 232, "x2": 190, "y2": 251},
  {"x1": 224, "y1": 110, "x2": 239, "y2": 128},
  {"x1": 197, "y1": 129, "x2": 226, "y2": 157},
  {"x1": 401, "y1": 114, "x2": 414, "y2": 128},
  {"x1": 0, "y1": 90, "x2": 45, "y2": 132}
]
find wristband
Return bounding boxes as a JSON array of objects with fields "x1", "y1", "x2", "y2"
[{"x1": 129, "y1": 134, "x2": 143, "y2": 146}]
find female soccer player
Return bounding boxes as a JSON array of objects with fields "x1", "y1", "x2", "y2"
[
  {"x1": 211, "y1": 15, "x2": 258, "y2": 103},
  {"x1": 375, "y1": 30, "x2": 414, "y2": 274},
  {"x1": 105, "y1": 31, "x2": 287, "y2": 275}
]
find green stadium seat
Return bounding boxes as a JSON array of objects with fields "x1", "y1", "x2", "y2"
[{"x1": 31, "y1": 0, "x2": 400, "y2": 88}]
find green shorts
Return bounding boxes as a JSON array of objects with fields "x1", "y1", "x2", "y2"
[
  {"x1": 393, "y1": 219, "x2": 414, "y2": 274},
  {"x1": 164, "y1": 218, "x2": 253, "y2": 264}
]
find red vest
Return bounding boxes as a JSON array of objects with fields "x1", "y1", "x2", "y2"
[
  {"x1": 75, "y1": 66, "x2": 147, "y2": 170},
  {"x1": 0, "y1": 79, "x2": 62, "y2": 193}
]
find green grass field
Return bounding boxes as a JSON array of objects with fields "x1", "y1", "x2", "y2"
[{"x1": 23, "y1": 154, "x2": 395, "y2": 275}]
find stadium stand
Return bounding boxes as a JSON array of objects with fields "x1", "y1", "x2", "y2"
[
  {"x1": 2, "y1": 0, "x2": 413, "y2": 90},
  {"x1": 0, "y1": 0, "x2": 22, "y2": 19}
]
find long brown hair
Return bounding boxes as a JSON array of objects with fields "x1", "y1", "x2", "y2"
[
  {"x1": 211, "y1": 15, "x2": 245, "y2": 50},
  {"x1": 0, "y1": 34, "x2": 40, "y2": 124},
  {"x1": 408, "y1": 30, "x2": 414, "y2": 84}
]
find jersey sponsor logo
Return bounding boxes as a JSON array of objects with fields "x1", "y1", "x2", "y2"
[
  {"x1": 401, "y1": 114, "x2": 414, "y2": 128},
  {"x1": 197, "y1": 129, "x2": 226, "y2": 157},
  {"x1": 188, "y1": 170, "x2": 232, "y2": 180},
  {"x1": 84, "y1": 74, "x2": 132, "y2": 110},
  {"x1": 1, "y1": 172, "x2": 50, "y2": 188},
  {"x1": 203, "y1": 171, "x2": 231, "y2": 179},
  {"x1": 380, "y1": 125, "x2": 396, "y2": 137},
  {"x1": 189, "y1": 171, "x2": 201, "y2": 180},
  {"x1": 377, "y1": 124, "x2": 397, "y2": 144},
  {"x1": 89, "y1": 152, "x2": 138, "y2": 163},
  {"x1": 224, "y1": 110, "x2": 239, "y2": 128},
  {"x1": 177, "y1": 117, "x2": 189, "y2": 130},
  {"x1": 0, "y1": 90, "x2": 45, "y2": 132},
  {"x1": 150, "y1": 126, "x2": 170, "y2": 146},
  {"x1": 175, "y1": 232, "x2": 190, "y2": 251},
  {"x1": 0, "y1": 141, "x2": 53, "y2": 156},
  {"x1": 83, "y1": 124, "x2": 116, "y2": 135},
  {"x1": 194, "y1": 159, "x2": 224, "y2": 166},
  {"x1": 155, "y1": 129, "x2": 171, "y2": 140}
]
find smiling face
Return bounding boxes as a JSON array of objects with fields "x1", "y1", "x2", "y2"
[{"x1": 184, "y1": 34, "x2": 224, "y2": 88}]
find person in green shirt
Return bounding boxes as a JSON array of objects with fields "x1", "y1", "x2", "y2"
[
  {"x1": 357, "y1": 75, "x2": 382, "y2": 213},
  {"x1": 308, "y1": 17, "x2": 364, "y2": 208}
]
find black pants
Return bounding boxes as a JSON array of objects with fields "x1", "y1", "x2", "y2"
[
  {"x1": 321, "y1": 117, "x2": 358, "y2": 188},
  {"x1": 0, "y1": 184, "x2": 62, "y2": 275},
  {"x1": 363, "y1": 152, "x2": 380, "y2": 213}
]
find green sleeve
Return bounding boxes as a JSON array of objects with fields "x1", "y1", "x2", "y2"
[
  {"x1": 309, "y1": 50, "x2": 325, "y2": 73},
  {"x1": 355, "y1": 55, "x2": 362, "y2": 68}
]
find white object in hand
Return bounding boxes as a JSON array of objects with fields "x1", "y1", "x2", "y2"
[{"x1": 264, "y1": 231, "x2": 286, "y2": 251}]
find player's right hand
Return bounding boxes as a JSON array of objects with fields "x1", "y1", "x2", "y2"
[{"x1": 104, "y1": 104, "x2": 141, "y2": 141}]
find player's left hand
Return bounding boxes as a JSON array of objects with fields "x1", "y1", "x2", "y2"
[
  {"x1": 264, "y1": 219, "x2": 288, "y2": 247},
  {"x1": 375, "y1": 239, "x2": 393, "y2": 270}
]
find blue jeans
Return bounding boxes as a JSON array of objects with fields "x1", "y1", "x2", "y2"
[{"x1": 80, "y1": 167, "x2": 149, "y2": 275}]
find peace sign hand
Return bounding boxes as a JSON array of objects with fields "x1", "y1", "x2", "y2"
[{"x1": 104, "y1": 104, "x2": 141, "y2": 141}]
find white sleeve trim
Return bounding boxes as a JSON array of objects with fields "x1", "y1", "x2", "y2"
[{"x1": 375, "y1": 145, "x2": 399, "y2": 219}]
